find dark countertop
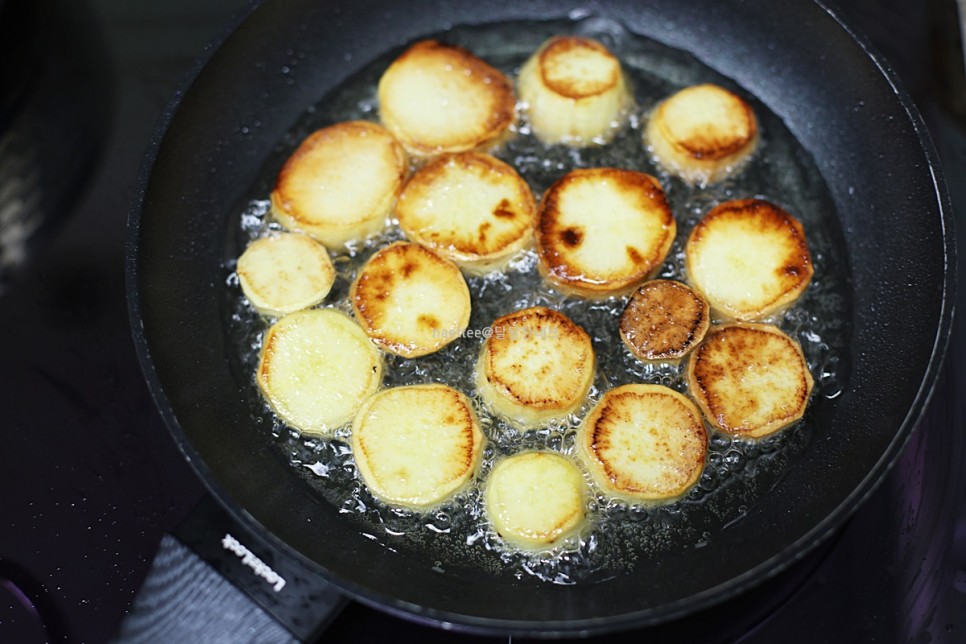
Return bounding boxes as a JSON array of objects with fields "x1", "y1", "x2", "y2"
[{"x1": 1, "y1": 0, "x2": 964, "y2": 642}]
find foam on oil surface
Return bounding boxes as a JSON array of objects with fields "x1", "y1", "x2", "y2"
[{"x1": 222, "y1": 17, "x2": 851, "y2": 584}]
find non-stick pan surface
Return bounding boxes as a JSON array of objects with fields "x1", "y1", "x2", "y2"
[{"x1": 128, "y1": 0, "x2": 955, "y2": 635}]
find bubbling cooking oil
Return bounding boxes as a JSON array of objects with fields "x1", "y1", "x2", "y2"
[{"x1": 222, "y1": 16, "x2": 851, "y2": 584}]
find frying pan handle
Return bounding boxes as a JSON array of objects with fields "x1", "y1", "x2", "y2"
[
  {"x1": 113, "y1": 496, "x2": 347, "y2": 643},
  {"x1": 113, "y1": 534, "x2": 299, "y2": 643}
]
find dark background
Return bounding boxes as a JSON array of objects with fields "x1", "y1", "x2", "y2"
[{"x1": 1, "y1": 0, "x2": 964, "y2": 642}]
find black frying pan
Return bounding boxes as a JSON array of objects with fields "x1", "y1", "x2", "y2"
[{"x1": 127, "y1": 0, "x2": 956, "y2": 635}]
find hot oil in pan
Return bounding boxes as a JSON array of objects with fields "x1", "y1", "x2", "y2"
[{"x1": 222, "y1": 17, "x2": 851, "y2": 584}]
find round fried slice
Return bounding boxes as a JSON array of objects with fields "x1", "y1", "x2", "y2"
[
  {"x1": 518, "y1": 36, "x2": 633, "y2": 145},
  {"x1": 351, "y1": 242, "x2": 471, "y2": 357},
  {"x1": 577, "y1": 384, "x2": 707, "y2": 503},
  {"x1": 687, "y1": 323, "x2": 814, "y2": 438},
  {"x1": 685, "y1": 199, "x2": 813, "y2": 321},
  {"x1": 485, "y1": 451, "x2": 586, "y2": 550},
  {"x1": 396, "y1": 152, "x2": 536, "y2": 274},
  {"x1": 536, "y1": 168, "x2": 675, "y2": 297},
  {"x1": 257, "y1": 309, "x2": 383, "y2": 436},
  {"x1": 476, "y1": 306, "x2": 595, "y2": 428},
  {"x1": 237, "y1": 233, "x2": 335, "y2": 317},
  {"x1": 619, "y1": 279, "x2": 710, "y2": 363},
  {"x1": 351, "y1": 384, "x2": 484, "y2": 510},
  {"x1": 645, "y1": 83, "x2": 758, "y2": 186},
  {"x1": 271, "y1": 121, "x2": 407, "y2": 250},
  {"x1": 378, "y1": 40, "x2": 516, "y2": 156}
]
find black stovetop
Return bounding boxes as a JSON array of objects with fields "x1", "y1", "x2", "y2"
[{"x1": 1, "y1": 0, "x2": 965, "y2": 642}]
